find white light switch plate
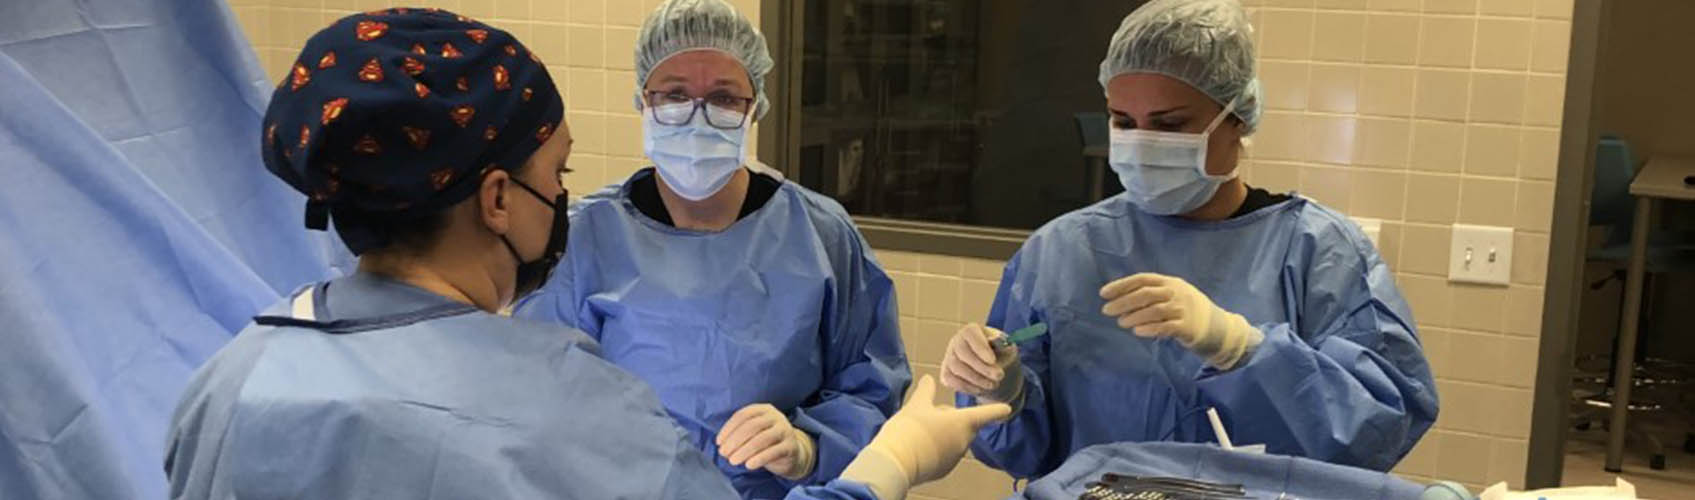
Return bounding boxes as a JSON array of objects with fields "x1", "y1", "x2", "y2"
[
  {"x1": 1351, "y1": 217, "x2": 1383, "y2": 248},
  {"x1": 1448, "y1": 224, "x2": 1514, "y2": 286}
]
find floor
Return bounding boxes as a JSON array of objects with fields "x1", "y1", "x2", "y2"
[{"x1": 1563, "y1": 429, "x2": 1695, "y2": 499}]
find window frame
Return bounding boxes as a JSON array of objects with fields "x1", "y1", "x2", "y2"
[{"x1": 757, "y1": 0, "x2": 1029, "y2": 261}]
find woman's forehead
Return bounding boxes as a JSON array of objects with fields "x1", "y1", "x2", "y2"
[
  {"x1": 647, "y1": 49, "x2": 749, "y2": 86},
  {"x1": 1106, "y1": 73, "x2": 1214, "y2": 112}
]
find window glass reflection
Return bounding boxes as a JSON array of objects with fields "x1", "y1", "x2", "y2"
[{"x1": 793, "y1": 0, "x2": 1145, "y2": 230}]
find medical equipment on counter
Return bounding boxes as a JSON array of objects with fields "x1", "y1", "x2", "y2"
[
  {"x1": 1081, "y1": 475, "x2": 1251, "y2": 499},
  {"x1": 1014, "y1": 442, "x2": 1426, "y2": 500}
]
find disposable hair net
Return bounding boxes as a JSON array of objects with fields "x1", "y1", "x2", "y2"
[
  {"x1": 633, "y1": 0, "x2": 774, "y2": 119},
  {"x1": 1098, "y1": 0, "x2": 1263, "y2": 134}
]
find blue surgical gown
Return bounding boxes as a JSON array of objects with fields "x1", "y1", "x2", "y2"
[
  {"x1": 164, "y1": 273, "x2": 745, "y2": 499},
  {"x1": 515, "y1": 169, "x2": 911, "y2": 498},
  {"x1": 165, "y1": 272, "x2": 881, "y2": 500},
  {"x1": 960, "y1": 195, "x2": 1438, "y2": 478}
]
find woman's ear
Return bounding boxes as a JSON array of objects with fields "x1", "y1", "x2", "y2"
[{"x1": 478, "y1": 169, "x2": 512, "y2": 236}]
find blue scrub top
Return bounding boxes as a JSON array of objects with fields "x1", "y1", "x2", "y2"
[
  {"x1": 961, "y1": 194, "x2": 1438, "y2": 478},
  {"x1": 516, "y1": 168, "x2": 911, "y2": 498}
]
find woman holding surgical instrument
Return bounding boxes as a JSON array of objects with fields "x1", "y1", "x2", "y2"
[
  {"x1": 940, "y1": 0, "x2": 1438, "y2": 479},
  {"x1": 513, "y1": 0, "x2": 909, "y2": 497},
  {"x1": 165, "y1": 9, "x2": 993, "y2": 500}
]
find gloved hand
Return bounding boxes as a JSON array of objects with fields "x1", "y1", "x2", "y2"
[
  {"x1": 940, "y1": 324, "x2": 1025, "y2": 408},
  {"x1": 716, "y1": 403, "x2": 817, "y2": 480},
  {"x1": 840, "y1": 375, "x2": 1012, "y2": 500},
  {"x1": 1100, "y1": 273, "x2": 1264, "y2": 370}
]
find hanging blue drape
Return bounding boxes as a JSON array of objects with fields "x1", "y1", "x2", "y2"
[{"x1": 0, "y1": 1, "x2": 351, "y2": 498}]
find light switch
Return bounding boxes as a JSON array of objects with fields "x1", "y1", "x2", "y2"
[
  {"x1": 1449, "y1": 224, "x2": 1514, "y2": 286},
  {"x1": 1352, "y1": 217, "x2": 1383, "y2": 248}
]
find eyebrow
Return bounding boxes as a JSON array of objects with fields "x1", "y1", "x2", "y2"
[
  {"x1": 1148, "y1": 106, "x2": 1190, "y2": 117},
  {"x1": 1108, "y1": 105, "x2": 1192, "y2": 117},
  {"x1": 649, "y1": 75, "x2": 748, "y2": 90}
]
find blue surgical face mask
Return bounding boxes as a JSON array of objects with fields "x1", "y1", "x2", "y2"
[
  {"x1": 642, "y1": 102, "x2": 749, "y2": 201},
  {"x1": 1109, "y1": 94, "x2": 1241, "y2": 216}
]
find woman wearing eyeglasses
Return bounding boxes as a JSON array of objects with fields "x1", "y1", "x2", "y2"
[{"x1": 513, "y1": 0, "x2": 910, "y2": 498}]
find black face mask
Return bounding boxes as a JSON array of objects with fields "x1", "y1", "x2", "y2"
[{"x1": 501, "y1": 178, "x2": 569, "y2": 299}]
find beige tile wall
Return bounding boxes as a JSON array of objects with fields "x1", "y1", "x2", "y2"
[
  {"x1": 227, "y1": 0, "x2": 1575, "y2": 497},
  {"x1": 1241, "y1": 0, "x2": 1569, "y2": 492}
]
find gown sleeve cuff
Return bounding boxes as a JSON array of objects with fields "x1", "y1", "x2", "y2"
[
  {"x1": 783, "y1": 408, "x2": 867, "y2": 487},
  {"x1": 1197, "y1": 323, "x2": 1289, "y2": 380},
  {"x1": 840, "y1": 447, "x2": 911, "y2": 500},
  {"x1": 1187, "y1": 307, "x2": 1262, "y2": 371},
  {"x1": 1211, "y1": 324, "x2": 1265, "y2": 371}
]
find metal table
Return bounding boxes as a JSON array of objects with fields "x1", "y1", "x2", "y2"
[{"x1": 1606, "y1": 155, "x2": 1695, "y2": 470}]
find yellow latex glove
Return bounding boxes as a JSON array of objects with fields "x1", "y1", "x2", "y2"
[
  {"x1": 1100, "y1": 273, "x2": 1263, "y2": 370},
  {"x1": 716, "y1": 404, "x2": 816, "y2": 480},
  {"x1": 940, "y1": 324, "x2": 1024, "y2": 410},
  {"x1": 840, "y1": 375, "x2": 1012, "y2": 500}
]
